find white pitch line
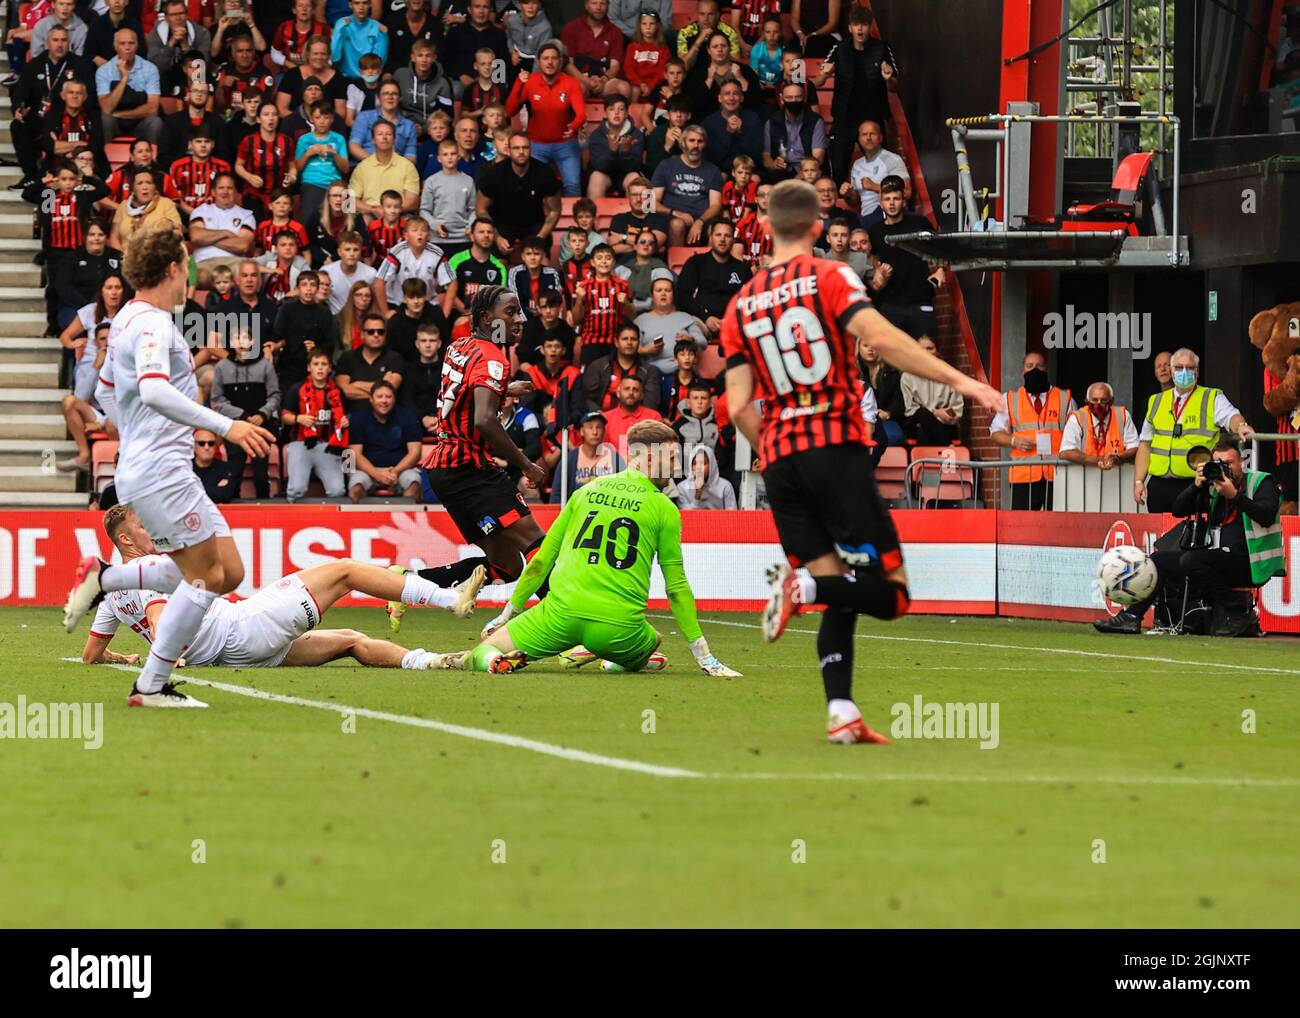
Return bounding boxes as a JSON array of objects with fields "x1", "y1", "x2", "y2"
[
  {"x1": 67, "y1": 660, "x2": 1300, "y2": 790},
  {"x1": 651, "y1": 614, "x2": 1300, "y2": 677}
]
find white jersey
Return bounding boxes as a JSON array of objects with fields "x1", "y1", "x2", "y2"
[
  {"x1": 90, "y1": 589, "x2": 236, "y2": 667},
  {"x1": 101, "y1": 299, "x2": 202, "y2": 500},
  {"x1": 376, "y1": 240, "x2": 452, "y2": 305}
]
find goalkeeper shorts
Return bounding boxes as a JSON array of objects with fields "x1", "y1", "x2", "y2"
[{"x1": 506, "y1": 599, "x2": 660, "y2": 671}]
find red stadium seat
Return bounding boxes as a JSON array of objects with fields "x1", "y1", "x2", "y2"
[
  {"x1": 874, "y1": 446, "x2": 907, "y2": 502},
  {"x1": 593, "y1": 197, "x2": 625, "y2": 232},
  {"x1": 92, "y1": 440, "x2": 119, "y2": 496},
  {"x1": 159, "y1": 97, "x2": 184, "y2": 114},
  {"x1": 667, "y1": 245, "x2": 705, "y2": 273},
  {"x1": 104, "y1": 143, "x2": 133, "y2": 171},
  {"x1": 909, "y1": 444, "x2": 975, "y2": 507}
]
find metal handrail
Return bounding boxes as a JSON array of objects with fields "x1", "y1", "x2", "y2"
[{"x1": 902, "y1": 456, "x2": 1072, "y2": 509}]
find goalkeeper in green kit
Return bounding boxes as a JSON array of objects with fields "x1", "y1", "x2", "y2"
[{"x1": 428, "y1": 420, "x2": 741, "y2": 677}]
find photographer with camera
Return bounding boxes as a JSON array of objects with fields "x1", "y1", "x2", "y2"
[{"x1": 1097, "y1": 438, "x2": 1285, "y2": 637}]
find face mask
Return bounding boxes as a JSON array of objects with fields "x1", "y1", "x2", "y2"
[
  {"x1": 362, "y1": 73, "x2": 380, "y2": 85},
  {"x1": 1173, "y1": 368, "x2": 1196, "y2": 389},
  {"x1": 1023, "y1": 368, "x2": 1049, "y2": 394},
  {"x1": 784, "y1": 101, "x2": 805, "y2": 117}
]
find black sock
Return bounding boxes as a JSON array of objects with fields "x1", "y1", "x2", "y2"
[
  {"x1": 417, "y1": 558, "x2": 485, "y2": 587},
  {"x1": 817, "y1": 609, "x2": 857, "y2": 702},
  {"x1": 812, "y1": 570, "x2": 910, "y2": 620}
]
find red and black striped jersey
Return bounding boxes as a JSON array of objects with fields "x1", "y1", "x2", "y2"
[
  {"x1": 575, "y1": 274, "x2": 630, "y2": 353},
  {"x1": 367, "y1": 218, "x2": 405, "y2": 264},
  {"x1": 40, "y1": 191, "x2": 86, "y2": 250},
  {"x1": 562, "y1": 255, "x2": 594, "y2": 299},
  {"x1": 730, "y1": 0, "x2": 782, "y2": 41},
  {"x1": 271, "y1": 19, "x2": 330, "y2": 61},
  {"x1": 255, "y1": 218, "x2": 310, "y2": 254},
  {"x1": 105, "y1": 165, "x2": 181, "y2": 204},
  {"x1": 262, "y1": 261, "x2": 296, "y2": 303},
  {"x1": 462, "y1": 80, "x2": 505, "y2": 113},
  {"x1": 720, "y1": 254, "x2": 873, "y2": 464},
  {"x1": 734, "y1": 210, "x2": 772, "y2": 270},
  {"x1": 722, "y1": 178, "x2": 757, "y2": 223},
  {"x1": 168, "y1": 156, "x2": 231, "y2": 208},
  {"x1": 423, "y1": 335, "x2": 510, "y2": 470},
  {"x1": 236, "y1": 131, "x2": 293, "y2": 197},
  {"x1": 52, "y1": 108, "x2": 94, "y2": 147},
  {"x1": 218, "y1": 66, "x2": 277, "y2": 109}
]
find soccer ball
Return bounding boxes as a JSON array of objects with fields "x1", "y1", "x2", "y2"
[{"x1": 1096, "y1": 545, "x2": 1158, "y2": 606}]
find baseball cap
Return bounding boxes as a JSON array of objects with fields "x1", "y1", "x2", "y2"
[{"x1": 581, "y1": 411, "x2": 607, "y2": 424}]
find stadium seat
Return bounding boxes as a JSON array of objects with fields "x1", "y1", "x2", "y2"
[
  {"x1": 593, "y1": 197, "x2": 624, "y2": 232},
  {"x1": 696, "y1": 343, "x2": 726, "y2": 378},
  {"x1": 629, "y1": 103, "x2": 650, "y2": 126},
  {"x1": 159, "y1": 97, "x2": 184, "y2": 114},
  {"x1": 874, "y1": 446, "x2": 908, "y2": 502},
  {"x1": 104, "y1": 142, "x2": 134, "y2": 171},
  {"x1": 667, "y1": 245, "x2": 706, "y2": 273},
  {"x1": 1062, "y1": 151, "x2": 1158, "y2": 236},
  {"x1": 92, "y1": 440, "x2": 119, "y2": 496},
  {"x1": 585, "y1": 102, "x2": 605, "y2": 126},
  {"x1": 909, "y1": 444, "x2": 976, "y2": 507}
]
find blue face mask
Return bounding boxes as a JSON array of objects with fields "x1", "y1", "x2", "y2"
[
  {"x1": 362, "y1": 73, "x2": 380, "y2": 85},
  {"x1": 1173, "y1": 368, "x2": 1196, "y2": 389}
]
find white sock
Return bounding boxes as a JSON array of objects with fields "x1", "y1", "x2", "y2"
[
  {"x1": 101, "y1": 555, "x2": 182, "y2": 594},
  {"x1": 135, "y1": 581, "x2": 219, "y2": 693},
  {"x1": 828, "y1": 698, "x2": 860, "y2": 721},
  {"x1": 794, "y1": 574, "x2": 817, "y2": 605},
  {"x1": 401, "y1": 573, "x2": 456, "y2": 609},
  {"x1": 400, "y1": 648, "x2": 433, "y2": 669}
]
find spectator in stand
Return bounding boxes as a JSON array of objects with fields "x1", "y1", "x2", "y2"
[
  {"x1": 673, "y1": 382, "x2": 719, "y2": 453},
  {"x1": 403, "y1": 323, "x2": 444, "y2": 433},
  {"x1": 572, "y1": 243, "x2": 632, "y2": 366},
  {"x1": 272, "y1": 269, "x2": 334, "y2": 393},
  {"x1": 703, "y1": 79, "x2": 764, "y2": 172},
  {"x1": 652, "y1": 124, "x2": 724, "y2": 246},
  {"x1": 583, "y1": 323, "x2": 664, "y2": 414},
  {"x1": 858, "y1": 337, "x2": 905, "y2": 447},
  {"x1": 445, "y1": 217, "x2": 508, "y2": 319},
  {"x1": 169, "y1": 128, "x2": 231, "y2": 219},
  {"x1": 281, "y1": 349, "x2": 350, "y2": 502},
  {"x1": 748, "y1": 15, "x2": 785, "y2": 95},
  {"x1": 189, "y1": 172, "x2": 256, "y2": 271},
  {"x1": 587, "y1": 95, "x2": 645, "y2": 199},
  {"x1": 460, "y1": 46, "x2": 508, "y2": 119},
  {"x1": 330, "y1": 0, "x2": 387, "y2": 80},
  {"x1": 677, "y1": 0, "x2": 740, "y2": 69},
  {"x1": 210, "y1": 0, "x2": 267, "y2": 62},
  {"x1": 108, "y1": 165, "x2": 182, "y2": 250},
  {"x1": 322, "y1": 232, "x2": 378, "y2": 313},
  {"x1": 214, "y1": 35, "x2": 276, "y2": 114},
  {"x1": 608, "y1": 176, "x2": 669, "y2": 256},
  {"x1": 1059, "y1": 381, "x2": 1139, "y2": 472},
  {"x1": 38, "y1": 77, "x2": 103, "y2": 175},
  {"x1": 812, "y1": 6, "x2": 898, "y2": 182},
  {"x1": 559, "y1": 197, "x2": 607, "y2": 263},
  {"x1": 349, "y1": 120, "x2": 421, "y2": 220},
  {"x1": 609, "y1": 0, "x2": 671, "y2": 41},
  {"x1": 234, "y1": 103, "x2": 295, "y2": 217},
  {"x1": 601, "y1": 375, "x2": 663, "y2": 454},
  {"x1": 393, "y1": 38, "x2": 454, "y2": 126},
  {"x1": 384, "y1": 0, "x2": 441, "y2": 72},
  {"x1": 276, "y1": 38, "x2": 348, "y2": 122},
  {"x1": 505, "y1": 39, "x2": 585, "y2": 198},
  {"x1": 677, "y1": 218, "x2": 750, "y2": 340},
  {"x1": 518, "y1": 289, "x2": 576, "y2": 364},
  {"x1": 85, "y1": 0, "x2": 143, "y2": 67},
  {"x1": 814, "y1": 215, "x2": 870, "y2": 279},
  {"x1": 11, "y1": 24, "x2": 98, "y2": 192},
  {"x1": 792, "y1": 0, "x2": 843, "y2": 59},
  {"x1": 58, "y1": 272, "x2": 125, "y2": 403},
  {"x1": 347, "y1": 381, "x2": 423, "y2": 501},
  {"x1": 30, "y1": 0, "x2": 87, "y2": 59},
  {"x1": 634, "y1": 275, "x2": 709, "y2": 374},
  {"x1": 420, "y1": 139, "x2": 476, "y2": 261},
  {"x1": 508, "y1": 237, "x2": 565, "y2": 318},
  {"x1": 54, "y1": 220, "x2": 118, "y2": 331},
  {"x1": 192, "y1": 428, "x2": 235, "y2": 503},
  {"x1": 503, "y1": 0, "x2": 552, "y2": 69},
  {"x1": 562, "y1": 0, "x2": 630, "y2": 101},
  {"x1": 386, "y1": 277, "x2": 448, "y2": 362},
  {"x1": 295, "y1": 102, "x2": 351, "y2": 232},
  {"x1": 96, "y1": 26, "x2": 162, "y2": 145},
  {"x1": 338, "y1": 279, "x2": 379, "y2": 351},
  {"x1": 255, "y1": 229, "x2": 310, "y2": 302},
  {"x1": 843, "y1": 119, "x2": 909, "y2": 225},
  {"x1": 451, "y1": 115, "x2": 488, "y2": 177},
  {"x1": 350, "y1": 80, "x2": 418, "y2": 162},
  {"x1": 640, "y1": 55, "x2": 687, "y2": 131},
  {"x1": 677, "y1": 444, "x2": 735, "y2": 508},
  {"x1": 211, "y1": 329, "x2": 280, "y2": 499},
  {"x1": 615, "y1": 235, "x2": 669, "y2": 313},
  {"x1": 158, "y1": 78, "x2": 223, "y2": 169},
  {"x1": 270, "y1": 0, "x2": 329, "y2": 72},
  {"x1": 445, "y1": 0, "x2": 510, "y2": 101},
  {"x1": 661, "y1": 338, "x2": 706, "y2": 420},
  {"x1": 517, "y1": 333, "x2": 582, "y2": 422},
  {"x1": 729, "y1": 0, "x2": 781, "y2": 47},
  {"x1": 497, "y1": 393, "x2": 545, "y2": 495},
  {"x1": 58, "y1": 326, "x2": 114, "y2": 474},
  {"x1": 336, "y1": 312, "x2": 407, "y2": 413},
  {"x1": 622, "y1": 10, "x2": 670, "y2": 104},
  {"x1": 762, "y1": 81, "x2": 828, "y2": 183},
  {"x1": 645, "y1": 92, "x2": 691, "y2": 177},
  {"x1": 988, "y1": 350, "x2": 1077, "y2": 511},
  {"x1": 475, "y1": 132, "x2": 563, "y2": 258},
  {"x1": 548, "y1": 411, "x2": 623, "y2": 502},
  {"x1": 900, "y1": 337, "x2": 965, "y2": 444},
  {"x1": 212, "y1": 258, "x2": 279, "y2": 345},
  {"x1": 309, "y1": 181, "x2": 366, "y2": 268},
  {"x1": 221, "y1": 87, "x2": 267, "y2": 166},
  {"x1": 684, "y1": 30, "x2": 761, "y2": 119},
  {"x1": 376, "y1": 216, "x2": 454, "y2": 316},
  {"x1": 867, "y1": 175, "x2": 943, "y2": 339}
]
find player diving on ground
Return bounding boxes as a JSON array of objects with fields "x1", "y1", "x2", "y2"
[
  {"x1": 424, "y1": 420, "x2": 741, "y2": 677},
  {"x1": 77, "y1": 506, "x2": 489, "y2": 699}
]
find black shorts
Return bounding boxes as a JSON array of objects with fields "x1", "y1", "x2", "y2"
[
  {"x1": 424, "y1": 463, "x2": 532, "y2": 544},
  {"x1": 762, "y1": 443, "x2": 903, "y2": 571}
]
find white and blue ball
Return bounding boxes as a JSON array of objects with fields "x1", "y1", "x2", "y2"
[{"x1": 1096, "y1": 545, "x2": 1158, "y2": 606}]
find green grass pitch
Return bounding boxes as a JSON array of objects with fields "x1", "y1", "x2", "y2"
[{"x1": 2, "y1": 604, "x2": 1298, "y2": 928}]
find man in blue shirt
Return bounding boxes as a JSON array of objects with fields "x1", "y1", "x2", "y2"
[
  {"x1": 331, "y1": 0, "x2": 389, "y2": 80},
  {"x1": 349, "y1": 81, "x2": 418, "y2": 162},
  {"x1": 96, "y1": 27, "x2": 163, "y2": 144},
  {"x1": 346, "y1": 381, "x2": 424, "y2": 502}
]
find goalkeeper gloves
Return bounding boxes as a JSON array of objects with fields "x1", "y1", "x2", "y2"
[
  {"x1": 480, "y1": 603, "x2": 518, "y2": 640},
  {"x1": 689, "y1": 636, "x2": 742, "y2": 677}
]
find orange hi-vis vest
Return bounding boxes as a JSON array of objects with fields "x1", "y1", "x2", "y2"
[
  {"x1": 1005, "y1": 386, "x2": 1070, "y2": 483},
  {"x1": 1070, "y1": 404, "x2": 1130, "y2": 458}
]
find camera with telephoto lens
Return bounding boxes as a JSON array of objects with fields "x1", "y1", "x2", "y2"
[{"x1": 1202, "y1": 459, "x2": 1226, "y2": 483}]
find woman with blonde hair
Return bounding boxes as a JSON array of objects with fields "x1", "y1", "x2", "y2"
[
  {"x1": 309, "y1": 180, "x2": 367, "y2": 267},
  {"x1": 338, "y1": 279, "x2": 377, "y2": 351}
]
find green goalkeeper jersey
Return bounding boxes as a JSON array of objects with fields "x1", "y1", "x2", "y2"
[{"x1": 509, "y1": 468, "x2": 704, "y2": 642}]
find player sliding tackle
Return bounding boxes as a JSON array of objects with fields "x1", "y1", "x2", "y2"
[
  {"x1": 722, "y1": 179, "x2": 1005, "y2": 743},
  {"x1": 78, "y1": 506, "x2": 488, "y2": 689},
  {"x1": 426, "y1": 420, "x2": 741, "y2": 677}
]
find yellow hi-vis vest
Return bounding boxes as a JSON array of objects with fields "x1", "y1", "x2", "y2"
[
  {"x1": 1145, "y1": 385, "x2": 1223, "y2": 479},
  {"x1": 1005, "y1": 386, "x2": 1070, "y2": 483}
]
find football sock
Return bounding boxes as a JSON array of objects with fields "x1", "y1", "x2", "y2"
[
  {"x1": 135, "y1": 581, "x2": 219, "y2": 693},
  {"x1": 101, "y1": 555, "x2": 182, "y2": 594},
  {"x1": 817, "y1": 609, "x2": 858, "y2": 702},
  {"x1": 466, "y1": 643, "x2": 503, "y2": 672},
  {"x1": 416, "y1": 558, "x2": 483, "y2": 588},
  {"x1": 812, "y1": 570, "x2": 911, "y2": 620},
  {"x1": 828, "y1": 698, "x2": 861, "y2": 721},
  {"x1": 400, "y1": 573, "x2": 456, "y2": 609},
  {"x1": 486, "y1": 555, "x2": 523, "y2": 584}
]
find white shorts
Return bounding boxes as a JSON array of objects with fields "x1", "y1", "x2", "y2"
[
  {"x1": 216, "y1": 574, "x2": 323, "y2": 668},
  {"x1": 127, "y1": 474, "x2": 231, "y2": 553}
]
